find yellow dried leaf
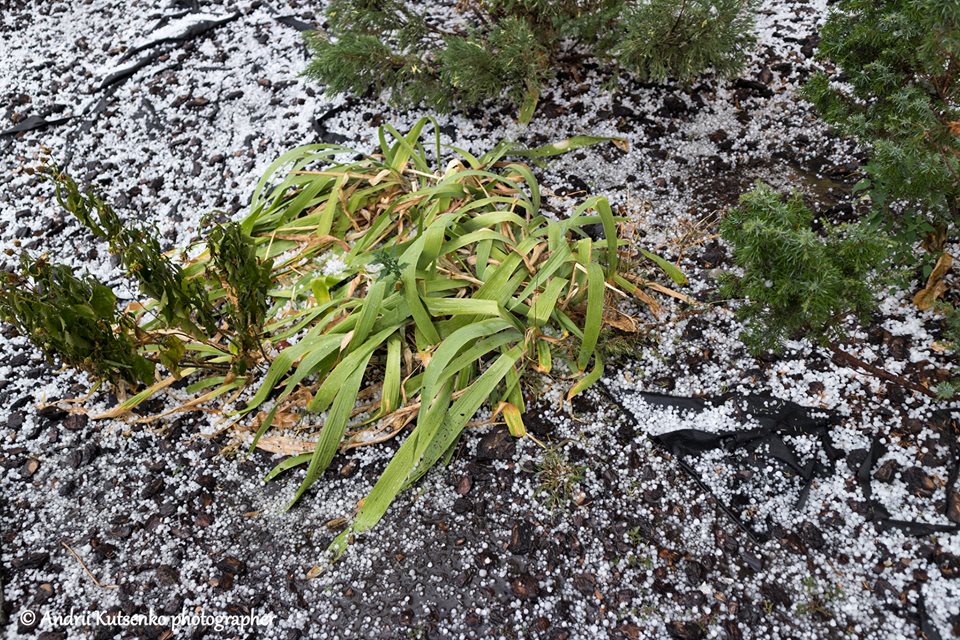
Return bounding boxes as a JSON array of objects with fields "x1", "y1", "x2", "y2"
[
  {"x1": 604, "y1": 310, "x2": 639, "y2": 332},
  {"x1": 251, "y1": 434, "x2": 314, "y2": 456},
  {"x1": 497, "y1": 402, "x2": 526, "y2": 438},
  {"x1": 913, "y1": 253, "x2": 953, "y2": 310},
  {"x1": 369, "y1": 169, "x2": 392, "y2": 185},
  {"x1": 931, "y1": 341, "x2": 953, "y2": 354}
]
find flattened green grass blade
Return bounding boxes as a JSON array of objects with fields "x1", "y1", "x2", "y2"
[
  {"x1": 412, "y1": 345, "x2": 524, "y2": 483},
  {"x1": 578, "y1": 262, "x2": 605, "y2": 371},
  {"x1": 307, "y1": 325, "x2": 399, "y2": 413},
  {"x1": 288, "y1": 350, "x2": 373, "y2": 508},
  {"x1": 529, "y1": 277, "x2": 568, "y2": 327},
  {"x1": 641, "y1": 248, "x2": 687, "y2": 285},
  {"x1": 514, "y1": 136, "x2": 626, "y2": 158},
  {"x1": 265, "y1": 452, "x2": 312, "y2": 482},
  {"x1": 380, "y1": 335, "x2": 402, "y2": 416},
  {"x1": 420, "y1": 318, "x2": 516, "y2": 406},
  {"x1": 568, "y1": 353, "x2": 604, "y2": 400},
  {"x1": 328, "y1": 380, "x2": 454, "y2": 556},
  {"x1": 399, "y1": 236, "x2": 441, "y2": 347},
  {"x1": 595, "y1": 197, "x2": 620, "y2": 277},
  {"x1": 331, "y1": 346, "x2": 524, "y2": 555},
  {"x1": 241, "y1": 325, "x2": 325, "y2": 414}
]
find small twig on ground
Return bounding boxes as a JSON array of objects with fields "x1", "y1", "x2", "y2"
[
  {"x1": 825, "y1": 342, "x2": 936, "y2": 399},
  {"x1": 0, "y1": 570, "x2": 6, "y2": 626},
  {"x1": 60, "y1": 541, "x2": 118, "y2": 590}
]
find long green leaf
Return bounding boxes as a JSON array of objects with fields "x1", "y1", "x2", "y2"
[
  {"x1": 308, "y1": 325, "x2": 398, "y2": 413},
  {"x1": 578, "y1": 262, "x2": 604, "y2": 371},
  {"x1": 513, "y1": 136, "x2": 625, "y2": 158},
  {"x1": 331, "y1": 346, "x2": 524, "y2": 554},
  {"x1": 641, "y1": 249, "x2": 687, "y2": 285},
  {"x1": 287, "y1": 348, "x2": 375, "y2": 508}
]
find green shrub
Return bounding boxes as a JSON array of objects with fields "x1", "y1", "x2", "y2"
[
  {"x1": 804, "y1": 0, "x2": 960, "y2": 244},
  {"x1": 0, "y1": 254, "x2": 155, "y2": 385},
  {"x1": 40, "y1": 166, "x2": 273, "y2": 375},
  {"x1": 615, "y1": 0, "x2": 756, "y2": 83},
  {"x1": 719, "y1": 183, "x2": 891, "y2": 353},
  {"x1": 305, "y1": 0, "x2": 757, "y2": 121},
  {"x1": 42, "y1": 167, "x2": 219, "y2": 340},
  {"x1": 4, "y1": 120, "x2": 679, "y2": 554}
]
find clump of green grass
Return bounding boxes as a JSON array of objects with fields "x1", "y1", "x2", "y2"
[
  {"x1": 535, "y1": 447, "x2": 587, "y2": 511},
  {"x1": 796, "y1": 576, "x2": 845, "y2": 619},
  {"x1": 4, "y1": 119, "x2": 681, "y2": 554}
]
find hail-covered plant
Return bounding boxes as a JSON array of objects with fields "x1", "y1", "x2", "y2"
[
  {"x1": 719, "y1": 183, "x2": 891, "y2": 353},
  {"x1": 40, "y1": 166, "x2": 274, "y2": 375},
  {"x1": 207, "y1": 222, "x2": 274, "y2": 372},
  {"x1": 306, "y1": 0, "x2": 757, "y2": 121},
  {"x1": 804, "y1": 0, "x2": 960, "y2": 247},
  {"x1": 4, "y1": 119, "x2": 681, "y2": 554},
  {"x1": 615, "y1": 0, "x2": 756, "y2": 83},
  {"x1": 0, "y1": 254, "x2": 155, "y2": 385}
]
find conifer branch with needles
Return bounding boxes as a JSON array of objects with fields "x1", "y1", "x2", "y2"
[
  {"x1": 804, "y1": 0, "x2": 960, "y2": 248},
  {"x1": 304, "y1": 0, "x2": 758, "y2": 121}
]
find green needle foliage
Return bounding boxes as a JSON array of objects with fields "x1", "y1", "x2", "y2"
[
  {"x1": 615, "y1": 0, "x2": 756, "y2": 83},
  {"x1": 4, "y1": 120, "x2": 679, "y2": 554},
  {"x1": 804, "y1": 0, "x2": 960, "y2": 244},
  {"x1": 719, "y1": 183, "x2": 891, "y2": 353},
  {"x1": 306, "y1": 0, "x2": 757, "y2": 120},
  {"x1": 0, "y1": 254, "x2": 154, "y2": 385},
  {"x1": 931, "y1": 301, "x2": 960, "y2": 399}
]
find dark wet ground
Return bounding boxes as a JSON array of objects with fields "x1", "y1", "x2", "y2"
[{"x1": 2, "y1": 1, "x2": 959, "y2": 639}]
